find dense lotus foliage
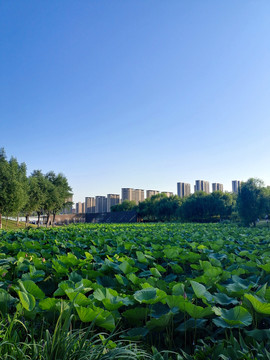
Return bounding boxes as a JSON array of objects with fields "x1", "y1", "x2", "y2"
[{"x1": 1, "y1": 223, "x2": 270, "y2": 353}]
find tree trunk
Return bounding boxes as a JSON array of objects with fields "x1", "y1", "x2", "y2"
[
  {"x1": 46, "y1": 213, "x2": 50, "y2": 227},
  {"x1": 25, "y1": 214, "x2": 29, "y2": 227},
  {"x1": 0, "y1": 213, "x2": 2, "y2": 229},
  {"x1": 52, "y1": 213, "x2": 56, "y2": 227},
  {"x1": 5, "y1": 216, "x2": 8, "y2": 230},
  {"x1": 37, "y1": 212, "x2": 41, "y2": 227},
  {"x1": 17, "y1": 214, "x2": 20, "y2": 227}
]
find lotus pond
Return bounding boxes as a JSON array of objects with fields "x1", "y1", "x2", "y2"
[{"x1": 1, "y1": 223, "x2": 270, "y2": 354}]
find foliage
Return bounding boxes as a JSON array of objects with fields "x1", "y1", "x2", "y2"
[
  {"x1": 137, "y1": 194, "x2": 182, "y2": 221},
  {"x1": 111, "y1": 200, "x2": 137, "y2": 212},
  {"x1": 237, "y1": 178, "x2": 269, "y2": 226},
  {"x1": 1, "y1": 223, "x2": 270, "y2": 357},
  {"x1": 0, "y1": 149, "x2": 28, "y2": 227},
  {"x1": 0, "y1": 148, "x2": 72, "y2": 228},
  {"x1": 180, "y1": 191, "x2": 235, "y2": 222}
]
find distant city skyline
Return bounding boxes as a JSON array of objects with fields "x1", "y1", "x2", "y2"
[
  {"x1": 71, "y1": 176, "x2": 268, "y2": 204},
  {"x1": 74, "y1": 179, "x2": 246, "y2": 213},
  {"x1": 1, "y1": 1, "x2": 270, "y2": 204}
]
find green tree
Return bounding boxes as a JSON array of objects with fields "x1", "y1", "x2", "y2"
[
  {"x1": 44, "y1": 171, "x2": 72, "y2": 226},
  {"x1": 154, "y1": 195, "x2": 182, "y2": 221},
  {"x1": 9, "y1": 157, "x2": 28, "y2": 225},
  {"x1": 30, "y1": 170, "x2": 48, "y2": 226},
  {"x1": 111, "y1": 200, "x2": 137, "y2": 212},
  {"x1": 180, "y1": 191, "x2": 234, "y2": 223},
  {"x1": 137, "y1": 193, "x2": 182, "y2": 222},
  {"x1": 0, "y1": 149, "x2": 10, "y2": 229},
  {"x1": 0, "y1": 149, "x2": 27, "y2": 228},
  {"x1": 237, "y1": 178, "x2": 269, "y2": 226},
  {"x1": 23, "y1": 175, "x2": 42, "y2": 226}
]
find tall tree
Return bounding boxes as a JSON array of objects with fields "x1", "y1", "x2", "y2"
[
  {"x1": 9, "y1": 157, "x2": 28, "y2": 225},
  {"x1": 237, "y1": 178, "x2": 268, "y2": 226},
  {"x1": 31, "y1": 170, "x2": 47, "y2": 226},
  {"x1": 0, "y1": 149, "x2": 27, "y2": 228},
  {"x1": 44, "y1": 171, "x2": 72, "y2": 226},
  {"x1": 0, "y1": 149, "x2": 9, "y2": 229},
  {"x1": 23, "y1": 176, "x2": 41, "y2": 227}
]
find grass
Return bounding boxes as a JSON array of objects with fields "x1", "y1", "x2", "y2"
[
  {"x1": 0, "y1": 311, "x2": 156, "y2": 360},
  {"x1": 256, "y1": 220, "x2": 270, "y2": 228},
  {"x1": 0, "y1": 219, "x2": 37, "y2": 231}
]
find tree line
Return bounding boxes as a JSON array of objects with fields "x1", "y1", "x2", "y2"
[
  {"x1": 112, "y1": 179, "x2": 270, "y2": 226},
  {"x1": 0, "y1": 148, "x2": 72, "y2": 229}
]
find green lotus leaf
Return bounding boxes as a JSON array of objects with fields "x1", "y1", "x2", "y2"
[
  {"x1": 134, "y1": 288, "x2": 157, "y2": 304},
  {"x1": 20, "y1": 280, "x2": 45, "y2": 300},
  {"x1": 39, "y1": 298, "x2": 59, "y2": 311},
  {"x1": 146, "y1": 313, "x2": 173, "y2": 331},
  {"x1": 18, "y1": 291, "x2": 36, "y2": 312},
  {"x1": 66, "y1": 290, "x2": 92, "y2": 306},
  {"x1": 121, "y1": 327, "x2": 149, "y2": 340},
  {"x1": 213, "y1": 306, "x2": 252, "y2": 328},
  {"x1": 150, "y1": 268, "x2": 161, "y2": 278},
  {"x1": 244, "y1": 294, "x2": 270, "y2": 315},
  {"x1": 136, "y1": 251, "x2": 148, "y2": 264}
]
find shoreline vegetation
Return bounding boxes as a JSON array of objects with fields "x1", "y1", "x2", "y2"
[{"x1": 0, "y1": 223, "x2": 270, "y2": 358}]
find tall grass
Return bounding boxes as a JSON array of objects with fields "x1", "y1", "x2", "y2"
[{"x1": 0, "y1": 311, "x2": 153, "y2": 360}]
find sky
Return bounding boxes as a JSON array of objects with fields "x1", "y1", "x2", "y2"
[{"x1": 1, "y1": 1, "x2": 270, "y2": 203}]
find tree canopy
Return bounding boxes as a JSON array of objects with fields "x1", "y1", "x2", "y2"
[
  {"x1": 237, "y1": 178, "x2": 269, "y2": 226},
  {"x1": 0, "y1": 148, "x2": 72, "y2": 228}
]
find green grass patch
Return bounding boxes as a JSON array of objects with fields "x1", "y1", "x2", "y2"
[{"x1": 0, "y1": 219, "x2": 37, "y2": 231}]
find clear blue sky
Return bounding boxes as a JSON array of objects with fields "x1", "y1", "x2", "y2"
[{"x1": 1, "y1": 1, "x2": 270, "y2": 203}]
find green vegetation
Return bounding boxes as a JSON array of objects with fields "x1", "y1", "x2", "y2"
[
  {"x1": 237, "y1": 178, "x2": 270, "y2": 227},
  {"x1": 111, "y1": 200, "x2": 137, "y2": 212},
  {"x1": 1, "y1": 223, "x2": 270, "y2": 358},
  {"x1": 112, "y1": 184, "x2": 270, "y2": 226},
  {"x1": 0, "y1": 219, "x2": 36, "y2": 231},
  {"x1": 0, "y1": 148, "x2": 72, "y2": 229}
]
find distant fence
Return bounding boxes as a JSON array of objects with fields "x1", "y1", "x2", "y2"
[
  {"x1": 85, "y1": 210, "x2": 138, "y2": 224},
  {"x1": 46, "y1": 214, "x2": 85, "y2": 225},
  {"x1": 46, "y1": 211, "x2": 138, "y2": 225}
]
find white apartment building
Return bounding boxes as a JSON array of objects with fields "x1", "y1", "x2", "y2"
[
  {"x1": 212, "y1": 183, "x2": 224, "y2": 192},
  {"x1": 107, "y1": 194, "x2": 120, "y2": 212},
  {"x1": 146, "y1": 190, "x2": 160, "y2": 199},
  {"x1": 133, "y1": 189, "x2": 145, "y2": 204},
  {"x1": 85, "y1": 197, "x2": 95, "y2": 213},
  {"x1": 232, "y1": 180, "x2": 241, "y2": 193},
  {"x1": 177, "y1": 182, "x2": 191, "y2": 198},
  {"x1": 76, "y1": 202, "x2": 83, "y2": 214},
  {"x1": 95, "y1": 196, "x2": 107, "y2": 213},
  {"x1": 121, "y1": 188, "x2": 134, "y2": 202},
  {"x1": 194, "y1": 180, "x2": 210, "y2": 194}
]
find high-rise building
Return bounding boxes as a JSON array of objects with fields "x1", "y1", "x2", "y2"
[
  {"x1": 82, "y1": 203, "x2": 85, "y2": 213},
  {"x1": 121, "y1": 188, "x2": 134, "y2": 202},
  {"x1": 194, "y1": 180, "x2": 210, "y2": 194},
  {"x1": 146, "y1": 190, "x2": 160, "y2": 199},
  {"x1": 107, "y1": 194, "x2": 120, "y2": 212},
  {"x1": 212, "y1": 183, "x2": 224, "y2": 192},
  {"x1": 121, "y1": 188, "x2": 145, "y2": 205},
  {"x1": 161, "y1": 192, "x2": 174, "y2": 197},
  {"x1": 133, "y1": 189, "x2": 144, "y2": 204},
  {"x1": 177, "y1": 182, "x2": 191, "y2": 198},
  {"x1": 85, "y1": 197, "x2": 95, "y2": 213},
  {"x1": 95, "y1": 196, "x2": 107, "y2": 213},
  {"x1": 76, "y1": 202, "x2": 83, "y2": 214},
  {"x1": 232, "y1": 180, "x2": 241, "y2": 193}
]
